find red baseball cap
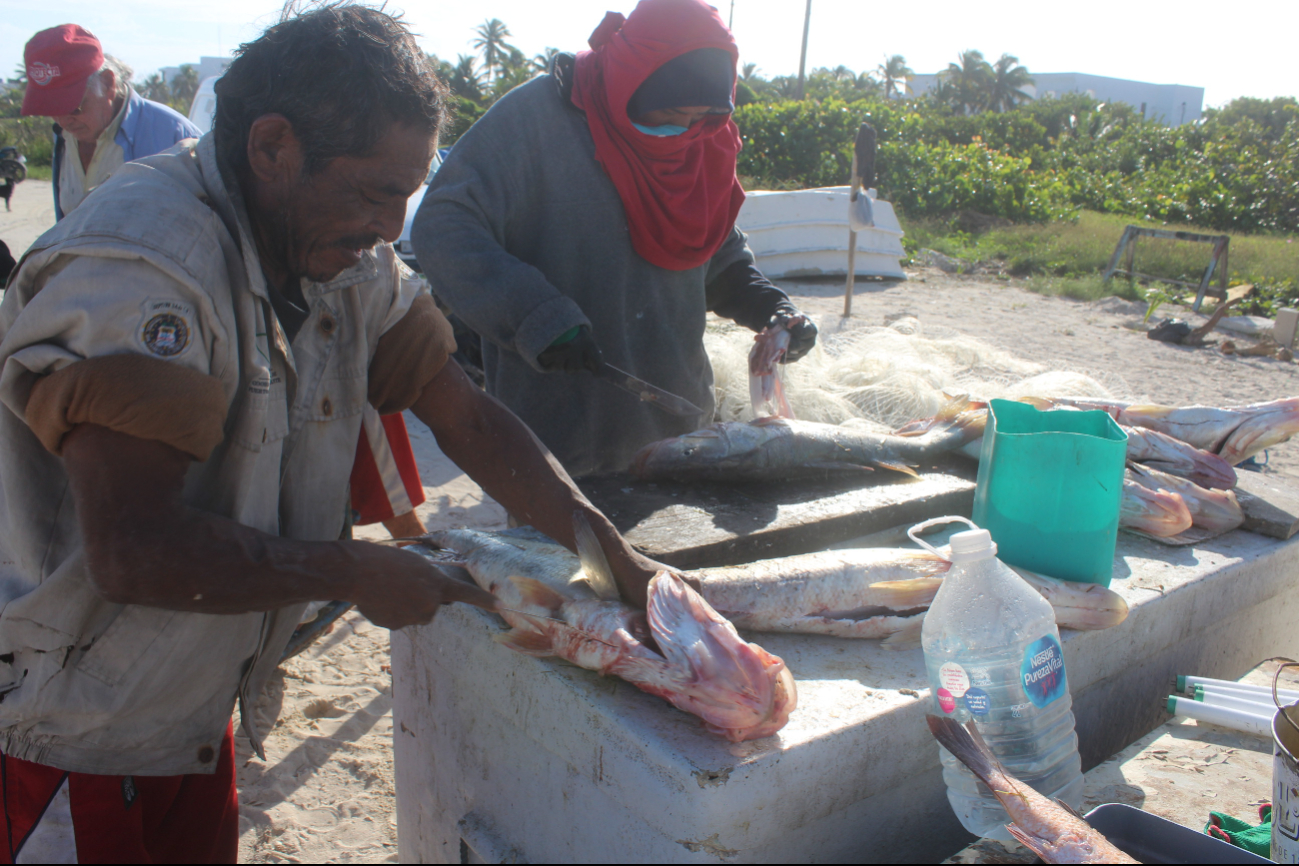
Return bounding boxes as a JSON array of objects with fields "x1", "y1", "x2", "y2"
[{"x1": 21, "y1": 25, "x2": 105, "y2": 117}]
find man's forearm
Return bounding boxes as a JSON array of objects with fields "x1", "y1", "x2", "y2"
[{"x1": 412, "y1": 362, "x2": 652, "y2": 605}]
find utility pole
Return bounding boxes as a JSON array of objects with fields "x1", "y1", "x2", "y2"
[
  {"x1": 729, "y1": 0, "x2": 735, "y2": 30},
  {"x1": 794, "y1": 0, "x2": 812, "y2": 99}
]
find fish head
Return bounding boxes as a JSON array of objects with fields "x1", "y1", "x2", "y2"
[
  {"x1": 1218, "y1": 397, "x2": 1299, "y2": 465},
  {"x1": 1121, "y1": 478, "x2": 1193, "y2": 537},
  {"x1": 645, "y1": 572, "x2": 796, "y2": 742},
  {"x1": 630, "y1": 423, "x2": 780, "y2": 480}
]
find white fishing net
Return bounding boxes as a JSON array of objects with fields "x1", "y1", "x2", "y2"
[{"x1": 705, "y1": 315, "x2": 1131, "y2": 431}]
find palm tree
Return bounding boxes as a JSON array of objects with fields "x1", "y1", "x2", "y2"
[
  {"x1": 448, "y1": 54, "x2": 484, "y2": 103},
  {"x1": 938, "y1": 50, "x2": 993, "y2": 114},
  {"x1": 741, "y1": 62, "x2": 760, "y2": 82},
  {"x1": 471, "y1": 19, "x2": 515, "y2": 86},
  {"x1": 986, "y1": 54, "x2": 1034, "y2": 112},
  {"x1": 876, "y1": 54, "x2": 914, "y2": 99},
  {"x1": 532, "y1": 47, "x2": 561, "y2": 74}
]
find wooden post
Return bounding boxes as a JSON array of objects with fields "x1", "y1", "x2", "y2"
[
  {"x1": 1124, "y1": 234, "x2": 1137, "y2": 289},
  {"x1": 1102, "y1": 226, "x2": 1134, "y2": 283},
  {"x1": 843, "y1": 123, "x2": 876, "y2": 318},
  {"x1": 795, "y1": 0, "x2": 812, "y2": 100}
]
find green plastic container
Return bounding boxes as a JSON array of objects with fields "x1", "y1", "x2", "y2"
[{"x1": 971, "y1": 399, "x2": 1127, "y2": 586}]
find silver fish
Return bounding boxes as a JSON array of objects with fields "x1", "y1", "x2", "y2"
[
  {"x1": 419, "y1": 523, "x2": 797, "y2": 743},
  {"x1": 632, "y1": 404, "x2": 984, "y2": 482},
  {"x1": 1036, "y1": 396, "x2": 1299, "y2": 466},
  {"x1": 1126, "y1": 463, "x2": 1244, "y2": 534},
  {"x1": 927, "y1": 716, "x2": 1139, "y2": 864},
  {"x1": 749, "y1": 321, "x2": 795, "y2": 419},
  {"x1": 686, "y1": 550, "x2": 1129, "y2": 649}
]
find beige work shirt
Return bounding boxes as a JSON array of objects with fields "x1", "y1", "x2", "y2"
[
  {"x1": 56, "y1": 95, "x2": 127, "y2": 215},
  {"x1": 0, "y1": 133, "x2": 436, "y2": 775}
]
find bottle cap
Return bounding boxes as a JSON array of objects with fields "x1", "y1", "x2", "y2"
[{"x1": 948, "y1": 528, "x2": 996, "y2": 563}]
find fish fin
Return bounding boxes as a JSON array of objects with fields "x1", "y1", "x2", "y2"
[
  {"x1": 803, "y1": 461, "x2": 873, "y2": 474},
  {"x1": 1005, "y1": 824, "x2": 1051, "y2": 860},
  {"x1": 492, "y1": 628, "x2": 554, "y2": 657},
  {"x1": 873, "y1": 459, "x2": 919, "y2": 477},
  {"x1": 880, "y1": 616, "x2": 926, "y2": 649},
  {"x1": 926, "y1": 716, "x2": 1003, "y2": 789},
  {"x1": 1054, "y1": 797, "x2": 1085, "y2": 819},
  {"x1": 1017, "y1": 396, "x2": 1054, "y2": 411},
  {"x1": 866, "y1": 577, "x2": 944, "y2": 609},
  {"x1": 572, "y1": 512, "x2": 620, "y2": 602},
  {"x1": 508, "y1": 576, "x2": 567, "y2": 612}
]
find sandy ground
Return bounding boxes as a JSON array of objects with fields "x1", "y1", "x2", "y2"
[{"x1": 4, "y1": 189, "x2": 1296, "y2": 861}]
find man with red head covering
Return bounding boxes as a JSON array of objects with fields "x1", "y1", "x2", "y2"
[
  {"x1": 21, "y1": 24, "x2": 200, "y2": 220},
  {"x1": 413, "y1": 0, "x2": 817, "y2": 478}
]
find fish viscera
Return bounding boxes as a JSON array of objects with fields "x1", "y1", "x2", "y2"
[
  {"x1": 419, "y1": 527, "x2": 796, "y2": 743},
  {"x1": 927, "y1": 716, "x2": 1137, "y2": 864},
  {"x1": 631, "y1": 412, "x2": 983, "y2": 482},
  {"x1": 685, "y1": 549, "x2": 1129, "y2": 648}
]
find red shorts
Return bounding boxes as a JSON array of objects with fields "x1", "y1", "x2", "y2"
[
  {"x1": 0, "y1": 722, "x2": 238, "y2": 864},
  {"x1": 350, "y1": 412, "x2": 426, "y2": 525}
]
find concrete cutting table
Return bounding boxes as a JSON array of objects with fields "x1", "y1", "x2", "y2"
[{"x1": 391, "y1": 469, "x2": 1299, "y2": 863}]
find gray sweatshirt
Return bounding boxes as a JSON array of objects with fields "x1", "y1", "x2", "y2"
[{"x1": 412, "y1": 72, "x2": 778, "y2": 478}]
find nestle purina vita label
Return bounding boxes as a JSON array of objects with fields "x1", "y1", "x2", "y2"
[{"x1": 1021, "y1": 634, "x2": 1067, "y2": 708}]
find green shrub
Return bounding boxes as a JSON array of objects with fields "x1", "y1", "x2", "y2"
[{"x1": 0, "y1": 118, "x2": 54, "y2": 167}]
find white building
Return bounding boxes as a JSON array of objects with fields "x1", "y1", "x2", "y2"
[
  {"x1": 158, "y1": 56, "x2": 230, "y2": 87},
  {"x1": 907, "y1": 71, "x2": 1204, "y2": 125}
]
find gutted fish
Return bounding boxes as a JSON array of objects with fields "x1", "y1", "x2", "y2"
[
  {"x1": 631, "y1": 405, "x2": 984, "y2": 483},
  {"x1": 419, "y1": 524, "x2": 796, "y2": 743},
  {"x1": 1126, "y1": 463, "x2": 1244, "y2": 534},
  {"x1": 927, "y1": 716, "x2": 1138, "y2": 864},
  {"x1": 686, "y1": 549, "x2": 1128, "y2": 648},
  {"x1": 1120, "y1": 479, "x2": 1194, "y2": 537},
  {"x1": 749, "y1": 321, "x2": 795, "y2": 419},
  {"x1": 1036, "y1": 396, "x2": 1299, "y2": 466},
  {"x1": 1119, "y1": 424, "x2": 1236, "y2": 490}
]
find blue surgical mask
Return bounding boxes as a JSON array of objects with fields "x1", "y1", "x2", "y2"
[{"x1": 633, "y1": 122, "x2": 690, "y2": 137}]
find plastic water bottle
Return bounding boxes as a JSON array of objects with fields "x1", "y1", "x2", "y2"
[{"x1": 914, "y1": 517, "x2": 1083, "y2": 841}]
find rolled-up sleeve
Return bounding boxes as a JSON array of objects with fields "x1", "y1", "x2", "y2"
[{"x1": 0, "y1": 254, "x2": 229, "y2": 459}]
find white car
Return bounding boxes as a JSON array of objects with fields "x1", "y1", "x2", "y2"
[{"x1": 187, "y1": 77, "x2": 442, "y2": 273}]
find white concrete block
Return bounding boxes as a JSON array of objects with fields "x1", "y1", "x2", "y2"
[
  {"x1": 1275, "y1": 309, "x2": 1299, "y2": 349},
  {"x1": 393, "y1": 532, "x2": 1299, "y2": 863}
]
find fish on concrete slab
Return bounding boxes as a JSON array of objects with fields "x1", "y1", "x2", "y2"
[
  {"x1": 685, "y1": 549, "x2": 1129, "y2": 649},
  {"x1": 1120, "y1": 479, "x2": 1194, "y2": 538},
  {"x1": 927, "y1": 716, "x2": 1139, "y2": 863},
  {"x1": 1126, "y1": 463, "x2": 1244, "y2": 534},
  {"x1": 417, "y1": 522, "x2": 796, "y2": 743},
  {"x1": 631, "y1": 400, "x2": 985, "y2": 483}
]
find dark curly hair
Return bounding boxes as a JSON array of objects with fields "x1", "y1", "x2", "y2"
[{"x1": 214, "y1": 3, "x2": 447, "y2": 175}]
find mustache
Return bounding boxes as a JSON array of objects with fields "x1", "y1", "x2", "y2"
[{"x1": 333, "y1": 235, "x2": 383, "y2": 251}]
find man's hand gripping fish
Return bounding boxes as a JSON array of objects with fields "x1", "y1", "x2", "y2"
[
  {"x1": 927, "y1": 716, "x2": 1139, "y2": 864},
  {"x1": 749, "y1": 318, "x2": 799, "y2": 419},
  {"x1": 418, "y1": 518, "x2": 796, "y2": 742}
]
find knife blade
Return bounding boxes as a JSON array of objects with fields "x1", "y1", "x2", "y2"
[{"x1": 594, "y1": 363, "x2": 704, "y2": 417}]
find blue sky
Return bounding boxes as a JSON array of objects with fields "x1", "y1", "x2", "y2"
[{"x1": 3, "y1": 0, "x2": 1294, "y2": 109}]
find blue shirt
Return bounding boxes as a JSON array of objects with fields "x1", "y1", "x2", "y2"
[{"x1": 52, "y1": 90, "x2": 201, "y2": 220}]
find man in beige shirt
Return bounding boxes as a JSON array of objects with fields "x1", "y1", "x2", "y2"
[{"x1": 0, "y1": 6, "x2": 662, "y2": 861}]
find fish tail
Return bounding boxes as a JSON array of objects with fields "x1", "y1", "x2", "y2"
[
  {"x1": 572, "y1": 512, "x2": 620, "y2": 601},
  {"x1": 867, "y1": 577, "x2": 944, "y2": 609},
  {"x1": 926, "y1": 716, "x2": 1011, "y2": 791}
]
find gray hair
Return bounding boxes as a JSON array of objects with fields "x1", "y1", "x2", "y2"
[{"x1": 87, "y1": 55, "x2": 133, "y2": 102}]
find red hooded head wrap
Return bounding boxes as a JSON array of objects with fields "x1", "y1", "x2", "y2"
[{"x1": 571, "y1": 0, "x2": 745, "y2": 271}]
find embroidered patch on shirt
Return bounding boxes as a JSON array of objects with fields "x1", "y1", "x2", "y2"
[{"x1": 138, "y1": 299, "x2": 195, "y2": 358}]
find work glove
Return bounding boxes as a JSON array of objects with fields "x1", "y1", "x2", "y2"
[
  {"x1": 770, "y1": 304, "x2": 818, "y2": 363},
  {"x1": 537, "y1": 325, "x2": 605, "y2": 374}
]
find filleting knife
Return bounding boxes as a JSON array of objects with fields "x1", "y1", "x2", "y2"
[{"x1": 593, "y1": 363, "x2": 703, "y2": 417}]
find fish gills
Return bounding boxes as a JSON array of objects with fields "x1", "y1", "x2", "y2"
[
  {"x1": 926, "y1": 716, "x2": 1137, "y2": 864},
  {"x1": 1127, "y1": 463, "x2": 1243, "y2": 533}
]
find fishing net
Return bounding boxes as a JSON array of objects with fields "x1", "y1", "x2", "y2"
[{"x1": 705, "y1": 315, "x2": 1131, "y2": 431}]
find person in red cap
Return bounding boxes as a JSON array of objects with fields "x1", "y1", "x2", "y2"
[
  {"x1": 411, "y1": 0, "x2": 818, "y2": 479},
  {"x1": 22, "y1": 24, "x2": 200, "y2": 220}
]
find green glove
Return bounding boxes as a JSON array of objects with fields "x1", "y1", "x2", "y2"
[{"x1": 1204, "y1": 804, "x2": 1271, "y2": 857}]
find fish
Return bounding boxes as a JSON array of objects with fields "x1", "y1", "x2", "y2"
[
  {"x1": 631, "y1": 402, "x2": 985, "y2": 483},
  {"x1": 1119, "y1": 424, "x2": 1237, "y2": 490},
  {"x1": 901, "y1": 397, "x2": 1236, "y2": 488},
  {"x1": 418, "y1": 522, "x2": 797, "y2": 743},
  {"x1": 927, "y1": 716, "x2": 1139, "y2": 864},
  {"x1": 749, "y1": 320, "x2": 796, "y2": 419},
  {"x1": 1126, "y1": 463, "x2": 1244, "y2": 534},
  {"x1": 688, "y1": 548, "x2": 951, "y2": 646},
  {"x1": 1120, "y1": 480, "x2": 1194, "y2": 538},
  {"x1": 685, "y1": 550, "x2": 1129, "y2": 649},
  {"x1": 1032, "y1": 396, "x2": 1299, "y2": 466}
]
